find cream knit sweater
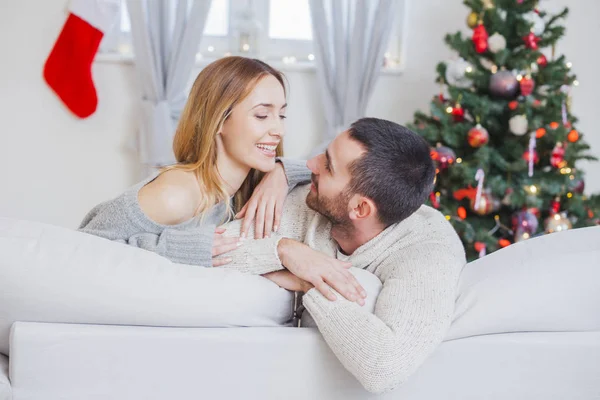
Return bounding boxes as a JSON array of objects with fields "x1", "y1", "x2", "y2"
[{"x1": 222, "y1": 184, "x2": 466, "y2": 394}]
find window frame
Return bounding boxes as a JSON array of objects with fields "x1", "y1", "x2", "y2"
[{"x1": 98, "y1": 0, "x2": 409, "y2": 73}]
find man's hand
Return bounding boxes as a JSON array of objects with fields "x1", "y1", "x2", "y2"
[
  {"x1": 263, "y1": 270, "x2": 312, "y2": 293},
  {"x1": 278, "y1": 238, "x2": 366, "y2": 305},
  {"x1": 236, "y1": 162, "x2": 288, "y2": 239}
]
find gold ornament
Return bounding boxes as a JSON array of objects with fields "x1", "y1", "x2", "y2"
[
  {"x1": 467, "y1": 12, "x2": 479, "y2": 29},
  {"x1": 545, "y1": 212, "x2": 572, "y2": 234},
  {"x1": 482, "y1": 0, "x2": 494, "y2": 9}
]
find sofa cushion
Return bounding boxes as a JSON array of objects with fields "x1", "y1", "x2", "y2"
[
  {"x1": 0, "y1": 217, "x2": 294, "y2": 355},
  {"x1": 447, "y1": 226, "x2": 600, "y2": 340}
]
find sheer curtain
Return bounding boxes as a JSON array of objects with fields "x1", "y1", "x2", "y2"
[
  {"x1": 309, "y1": 0, "x2": 399, "y2": 154},
  {"x1": 127, "y1": 0, "x2": 212, "y2": 169}
]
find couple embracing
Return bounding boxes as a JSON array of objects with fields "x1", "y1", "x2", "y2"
[{"x1": 80, "y1": 56, "x2": 465, "y2": 393}]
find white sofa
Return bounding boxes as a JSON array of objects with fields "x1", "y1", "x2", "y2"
[{"x1": 1, "y1": 218, "x2": 599, "y2": 400}]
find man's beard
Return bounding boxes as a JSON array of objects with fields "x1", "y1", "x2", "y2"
[{"x1": 306, "y1": 176, "x2": 353, "y2": 233}]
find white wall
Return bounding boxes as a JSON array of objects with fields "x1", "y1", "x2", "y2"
[{"x1": 1, "y1": 0, "x2": 598, "y2": 228}]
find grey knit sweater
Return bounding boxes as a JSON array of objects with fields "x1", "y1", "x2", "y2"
[
  {"x1": 221, "y1": 185, "x2": 467, "y2": 393},
  {"x1": 78, "y1": 158, "x2": 311, "y2": 267}
]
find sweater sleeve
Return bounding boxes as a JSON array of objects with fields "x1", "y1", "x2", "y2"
[
  {"x1": 302, "y1": 242, "x2": 465, "y2": 394},
  {"x1": 79, "y1": 200, "x2": 216, "y2": 267},
  {"x1": 115, "y1": 225, "x2": 216, "y2": 267},
  {"x1": 277, "y1": 157, "x2": 311, "y2": 191},
  {"x1": 218, "y1": 184, "x2": 316, "y2": 275},
  {"x1": 219, "y1": 231, "x2": 286, "y2": 275}
]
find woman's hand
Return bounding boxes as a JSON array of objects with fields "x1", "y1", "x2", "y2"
[
  {"x1": 236, "y1": 162, "x2": 288, "y2": 239},
  {"x1": 211, "y1": 227, "x2": 241, "y2": 266},
  {"x1": 263, "y1": 270, "x2": 312, "y2": 293}
]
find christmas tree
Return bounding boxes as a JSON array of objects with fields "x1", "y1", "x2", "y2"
[{"x1": 410, "y1": 0, "x2": 600, "y2": 261}]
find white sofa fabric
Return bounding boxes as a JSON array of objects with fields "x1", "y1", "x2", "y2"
[
  {"x1": 448, "y1": 225, "x2": 600, "y2": 339},
  {"x1": 0, "y1": 217, "x2": 599, "y2": 399},
  {"x1": 7, "y1": 322, "x2": 600, "y2": 400},
  {"x1": 0, "y1": 217, "x2": 295, "y2": 355}
]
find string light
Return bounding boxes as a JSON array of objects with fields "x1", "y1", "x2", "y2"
[
  {"x1": 465, "y1": 66, "x2": 473, "y2": 73},
  {"x1": 516, "y1": 74, "x2": 523, "y2": 81},
  {"x1": 491, "y1": 65, "x2": 498, "y2": 73},
  {"x1": 566, "y1": 62, "x2": 572, "y2": 69},
  {"x1": 567, "y1": 192, "x2": 573, "y2": 198},
  {"x1": 445, "y1": 215, "x2": 451, "y2": 221},
  {"x1": 573, "y1": 80, "x2": 580, "y2": 86},
  {"x1": 207, "y1": 46, "x2": 215, "y2": 52},
  {"x1": 569, "y1": 175, "x2": 575, "y2": 180},
  {"x1": 525, "y1": 184, "x2": 538, "y2": 194},
  {"x1": 446, "y1": 106, "x2": 454, "y2": 113},
  {"x1": 560, "y1": 167, "x2": 572, "y2": 174},
  {"x1": 308, "y1": 54, "x2": 315, "y2": 61},
  {"x1": 456, "y1": 157, "x2": 463, "y2": 164},
  {"x1": 242, "y1": 44, "x2": 250, "y2": 52}
]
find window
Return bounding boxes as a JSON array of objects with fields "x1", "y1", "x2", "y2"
[{"x1": 100, "y1": 0, "x2": 406, "y2": 70}]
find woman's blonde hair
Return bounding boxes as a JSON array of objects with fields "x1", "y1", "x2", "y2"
[{"x1": 164, "y1": 57, "x2": 286, "y2": 222}]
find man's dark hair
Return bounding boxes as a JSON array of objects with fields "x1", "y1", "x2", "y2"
[{"x1": 347, "y1": 118, "x2": 435, "y2": 226}]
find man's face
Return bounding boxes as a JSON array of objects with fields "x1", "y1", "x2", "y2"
[{"x1": 305, "y1": 131, "x2": 366, "y2": 225}]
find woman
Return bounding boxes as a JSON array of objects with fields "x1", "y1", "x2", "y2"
[{"x1": 79, "y1": 57, "x2": 310, "y2": 267}]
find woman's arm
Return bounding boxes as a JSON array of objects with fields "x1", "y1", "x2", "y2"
[
  {"x1": 237, "y1": 159, "x2": 311, "y2": 239},
  {"x1": 276, "y1": 157, "x2": 311, "y2": 191}
]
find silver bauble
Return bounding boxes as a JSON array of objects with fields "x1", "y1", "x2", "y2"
[{"x1": 489, "y1": 70, "x2": 519, "y2": 98}]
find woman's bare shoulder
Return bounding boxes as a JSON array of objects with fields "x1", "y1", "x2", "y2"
[{"x1": 138, "y1": 169, "x2": 201, "y2": 225}]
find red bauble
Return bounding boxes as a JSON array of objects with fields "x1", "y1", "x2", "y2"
[
  {"x1": 429, "y1": 192, "x2": 440, "y2": 208},
  {"x1": 522, "y1": 149, "x2": 539, "y2": 164},
  {"x1": 467, "y1": 124, "x2": 490, "y2": 147},
  {"x1": 472, "y1": 24, "x2": 489, "y2": 53},
  {"x1": 474, "y1": 242, "x2": 486, "y2": 252},
  {"x1": 452, "y1": 105, "x2": 465, "y2": 122},
  {"x1": 550, "y1": 197, "x2": 561, "y2": 215},
  {"x1": 469, "y1": 191, "x2": 499, "y2": 215},
  {"x1": 508, "y1": 100, "x2": 519, "y2": 110},
  {"x1": 550, "y1": 143, "x2": 566, "y2": 168},
  {"x1": 520, "y1": 76, "x2": 535, "y2": 96},
  {"x1": 523, "y1": 32, "x2": 541, "y2": 50},
  {"x1": 498, "y1": 238, "x2": 511, "y2": 248},
  {"x1": 536, "y1": 54, "x2": 548, "y2": 68},
  {"x1": 567, "y1": 129, "x2": 580, "y2": 142},
  {"x1": 535, "y1": 128, "x2": 546, "y2": 138}
]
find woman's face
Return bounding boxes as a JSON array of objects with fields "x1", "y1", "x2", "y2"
[{"x1": 219, "y1": 75, "x2": 286, "y2": 173}]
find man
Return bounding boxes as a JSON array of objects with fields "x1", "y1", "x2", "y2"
[{"x1": 221, "y1": 118, "x2": 466, "y2": 394}]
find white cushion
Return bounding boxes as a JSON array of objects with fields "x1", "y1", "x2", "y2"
[
  {"x1": 0, "y1": 217, "x2": 294, "y2": 355},
  {"x1": 447, "y1": 226, "x2": 600, "y2": 340}
]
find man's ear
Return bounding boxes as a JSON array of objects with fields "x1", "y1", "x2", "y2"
[{"x1": 348, "y1": 194, "x2": 377, "y2": 221}]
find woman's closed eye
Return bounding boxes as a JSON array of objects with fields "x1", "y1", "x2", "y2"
[{"x1": 255, "y1": 114, "x2": 287, "y2": 120}]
